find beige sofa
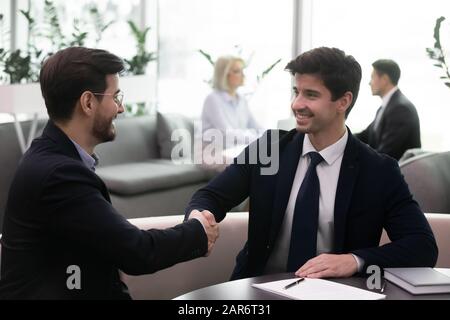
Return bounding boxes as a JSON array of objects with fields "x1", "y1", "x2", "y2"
[
  {"x1": 122, "y1": 211, "x2": 248, "y2": 299},
  {"x1": 124, "y1": 212, "x2": 450, "y2": 299},
  {"x1": 1, "y1": 212, "x2": 448, "y2": 299}
]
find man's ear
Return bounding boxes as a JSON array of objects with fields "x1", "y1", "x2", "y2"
[
  {"x1": 79, "y1": 91, "x2": 96, "y2": 116},
  {"x1": 381, "y1": 73, "x2": 392, "y2": 86},
  {"x1": 337, "y1": 91, "x2": 353, "y2": 114}
]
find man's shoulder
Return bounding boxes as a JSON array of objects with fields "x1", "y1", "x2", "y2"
[
  {"x1": 391, "y1": 90, "x2": 417, "y2": 110},
  {"x1": 18, "y1": 137, "x2": 86, "y2": 182}
]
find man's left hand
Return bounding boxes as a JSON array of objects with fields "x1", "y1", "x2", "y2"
[{"x1": 295, "y1": 253, "x2": 358, "y2": 278}]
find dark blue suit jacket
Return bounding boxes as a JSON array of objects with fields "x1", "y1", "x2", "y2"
[
  {"x1": 0, "y1": 121, "x2": 207, "y2": 299},
  {"x1": 186, "y1": 129, "x2": 437, "y2": 280}
]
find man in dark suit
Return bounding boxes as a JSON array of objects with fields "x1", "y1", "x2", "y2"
[
  {"x1": 356, "y1": 59, "x2": 421, "y2": 160},
  {"x1": 0, "y1": 47, "x2": 218, "y2": 299},
  {"x1": 185, "y1": 47, "x2": 437, "y2": 280}
]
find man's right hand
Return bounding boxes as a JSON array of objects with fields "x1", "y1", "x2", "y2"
[{"x1": 189, "y1": 210, "x2": 219, "y2": 256}]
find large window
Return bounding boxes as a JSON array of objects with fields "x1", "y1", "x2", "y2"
[
  {"x1": 307, "y1": 0, "x2": 450, "y2": 151},
  {"x1": 157, "y1": 0, "x2": 293, "y2": 128}
]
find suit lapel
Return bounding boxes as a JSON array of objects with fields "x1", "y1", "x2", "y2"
[
  {"x1": 333, "y1": 130, "x2": 360, "y2": 253},
  {"x1": 375, "y1": 90, "x2": 401, "y2": 142},
  {"x1": 268, "y1": 130, "x2": 304, "y2": 244}
]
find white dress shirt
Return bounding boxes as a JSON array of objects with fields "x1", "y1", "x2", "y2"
[
  {"x1": 201, "y1": 90, "x2": 262, "y2": 146},
  {"x1": 265, "y1": 128, "x2": 362, "y2": 273}
]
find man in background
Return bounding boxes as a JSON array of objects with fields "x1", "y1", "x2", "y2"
[
  {"x1": 0, "y1": 47, "x2": 218, "y2": 299},
  {"x1": 356, "y1": 59, "x2": 421, "y2": 160}
]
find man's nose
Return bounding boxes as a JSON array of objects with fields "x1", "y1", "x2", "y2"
[{"x1": 292, "y1": 95, "x2": 305, "y2": 109}]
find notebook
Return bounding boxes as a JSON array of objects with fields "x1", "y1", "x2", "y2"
[
  {"x1": 384, "y1": 268, "x2": 450, "y2": 295},
  {"x1": 252, "y1": 278, "x2": 386, "y2": 300}
]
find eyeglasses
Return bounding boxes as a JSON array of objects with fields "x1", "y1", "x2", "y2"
[{"x1": 92, "y1": 92, "x2": 124, "y2": 106}]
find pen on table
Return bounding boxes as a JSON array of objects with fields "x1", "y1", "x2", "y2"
[
  {"x1": 284, "y1": 277, "x2": 305, "y2": 290},
  {"x1": 380, "y1": 280, "x2": 386, "y2": 293}
]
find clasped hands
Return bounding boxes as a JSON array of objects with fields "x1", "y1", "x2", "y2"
[{"x1": 189, "y1": 210, "x2": 219, "y2": 256}]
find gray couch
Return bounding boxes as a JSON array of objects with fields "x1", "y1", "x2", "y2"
[
  {"x1": 0, "y1": 113, "x2": 217, "y2": 230},
  {"x1": 95, "y1": 113, "x2": 217, "y2": 219},
  {"x1": 399, "y1": 151, "x2": 450, "y2": 213}
]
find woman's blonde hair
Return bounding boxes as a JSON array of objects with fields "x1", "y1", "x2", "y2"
[{"x1": 212, "y1": 55, "x2": 245, "y2": 91}]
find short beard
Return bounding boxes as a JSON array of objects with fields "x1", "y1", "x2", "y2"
[{"x1": 93, "y1": 115, "x2": 115, "y2": 143}]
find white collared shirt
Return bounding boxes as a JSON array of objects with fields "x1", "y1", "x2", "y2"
[
  {"x1": 201, "y1": 90, "x2": 263, "y2": 146},
  {"x1": 264, "y1": 128, "x2": 349, "y2": 273}
]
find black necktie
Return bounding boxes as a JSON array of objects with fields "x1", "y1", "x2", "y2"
[{"x1": 287, "y1": 151, "x2": 324, "y2": 272}]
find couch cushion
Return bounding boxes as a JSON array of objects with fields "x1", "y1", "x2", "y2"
[
  {"x1": 157, "y1": 112, "x2": 194, "y2": 159},
  {"x1": 95, "y1": 115, "x2": 159, "y2": 167},
  {"x1": 96, "y1": 159, "x2": 209, "y2": 195}
]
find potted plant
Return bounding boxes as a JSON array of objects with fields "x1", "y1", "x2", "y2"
[
  {"x1": 0, "y1": 1, "x2": 156, "y2": 151},
  {"x1": 198, "y1": 45, "x2": 282, "y2": 93},
  {"x1": 122, "y1": 20, "x2": 157, "y2": 116},
  {"x1": 1, "y1": 1, "x2": 157, "y2": 115},
  {"x1": 426, "y1": 16, "x2": 450, "y2": 88}
]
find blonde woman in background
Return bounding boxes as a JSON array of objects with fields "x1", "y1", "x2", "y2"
[{"x1": 201, "y1": 56, "x2": 263, "y2": 169}]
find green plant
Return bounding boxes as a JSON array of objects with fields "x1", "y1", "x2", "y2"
[
  {"x1": 88, "y1": 5, "x2": 114, "y2": 44},
  {"x1": 0, "y1": 9, "x2": 43, "y2": 83},
  {"x1": 426, "y1": 16, "x2": 450, "y2": 88},
  {"x1": 0, "y1": 1, "x2": 114, "y2": 85},
  {"x1": 198, "y1": 46, "x2": 282, "y2": 87},
  {"x1": 124, "y1": 20, "x2": 157, "y2": 116},
  {"x1": 42, "y1": 0, "x2": 113, "y2": 52},
  {"x1": 125, "y1": 20, "x2": 157, "y2": 75}
]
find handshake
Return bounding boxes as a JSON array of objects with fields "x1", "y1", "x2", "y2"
[{"x1": 189, "y1": 210, "x2": 220, "y2": 256}]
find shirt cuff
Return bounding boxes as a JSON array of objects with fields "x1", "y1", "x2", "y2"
[{"x1": 351, "y1": 254, "x2": 365, "y2": 273}]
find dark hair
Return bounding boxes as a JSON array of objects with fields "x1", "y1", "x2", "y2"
[
  {"x1": 285, "y1": 47, "x2": 362, "y2": 118},
  {"x1": 372, "y1": 59, "x2": 400, "y2": 85},
  {"x1": 39, "y1": 47, "x2": 125, "y2": 121}
]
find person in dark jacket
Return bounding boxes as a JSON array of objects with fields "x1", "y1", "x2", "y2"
[
  {"x1": 185, "y1": 48, "x2": 437, "y2": 280},
  {"x1": 356, "y1": 59, "x2": 421, "y2": 160},
  {"x1": 0, "y1": 47, "x2": 218, "y2": 299}
]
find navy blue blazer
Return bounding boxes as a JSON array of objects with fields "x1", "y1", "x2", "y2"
[
  {"x1": 186, "y1": 129, "x2": 437, "y2": 280},
  {"x1": 0, "y1": 121, "x2": 207, "y2": 299}
]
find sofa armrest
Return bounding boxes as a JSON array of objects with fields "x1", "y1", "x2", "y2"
[{"x1": 122, "y1": 212, "x2": 248, "y2": 299}]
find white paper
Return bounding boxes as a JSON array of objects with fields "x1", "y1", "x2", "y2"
[
  {"x1": 252, "y1": 278, "x2": 386, "y2": 300},
  {"x1": 435, "y1": 268, "x2": 450, "y2": 278}
]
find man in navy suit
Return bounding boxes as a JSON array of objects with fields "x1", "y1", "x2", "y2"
[
  {"x1": 356, "y1": 59, "x2": 421, "y2": 160},
  {"x1": 185, "y1": 47, "x2": 437, "y2": 280},
  {"x1": 0, "y1": 47, "x2": 218, "y2": 299}
]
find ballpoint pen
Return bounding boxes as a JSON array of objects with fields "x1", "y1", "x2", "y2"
[
  {"x1": 284, "y1": 277, "x2": 305, "y2": 290},
  {"x1": 380, "y1": 280, "x2": 386, "y2": 293}
]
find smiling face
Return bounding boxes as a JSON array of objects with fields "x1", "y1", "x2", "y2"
[
  {"x1": 291, "y1": 73, "x2": 349, "y2": 149},
  {"x1": 92, "y1": 74, "x2": 124, "y2": 143}
]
